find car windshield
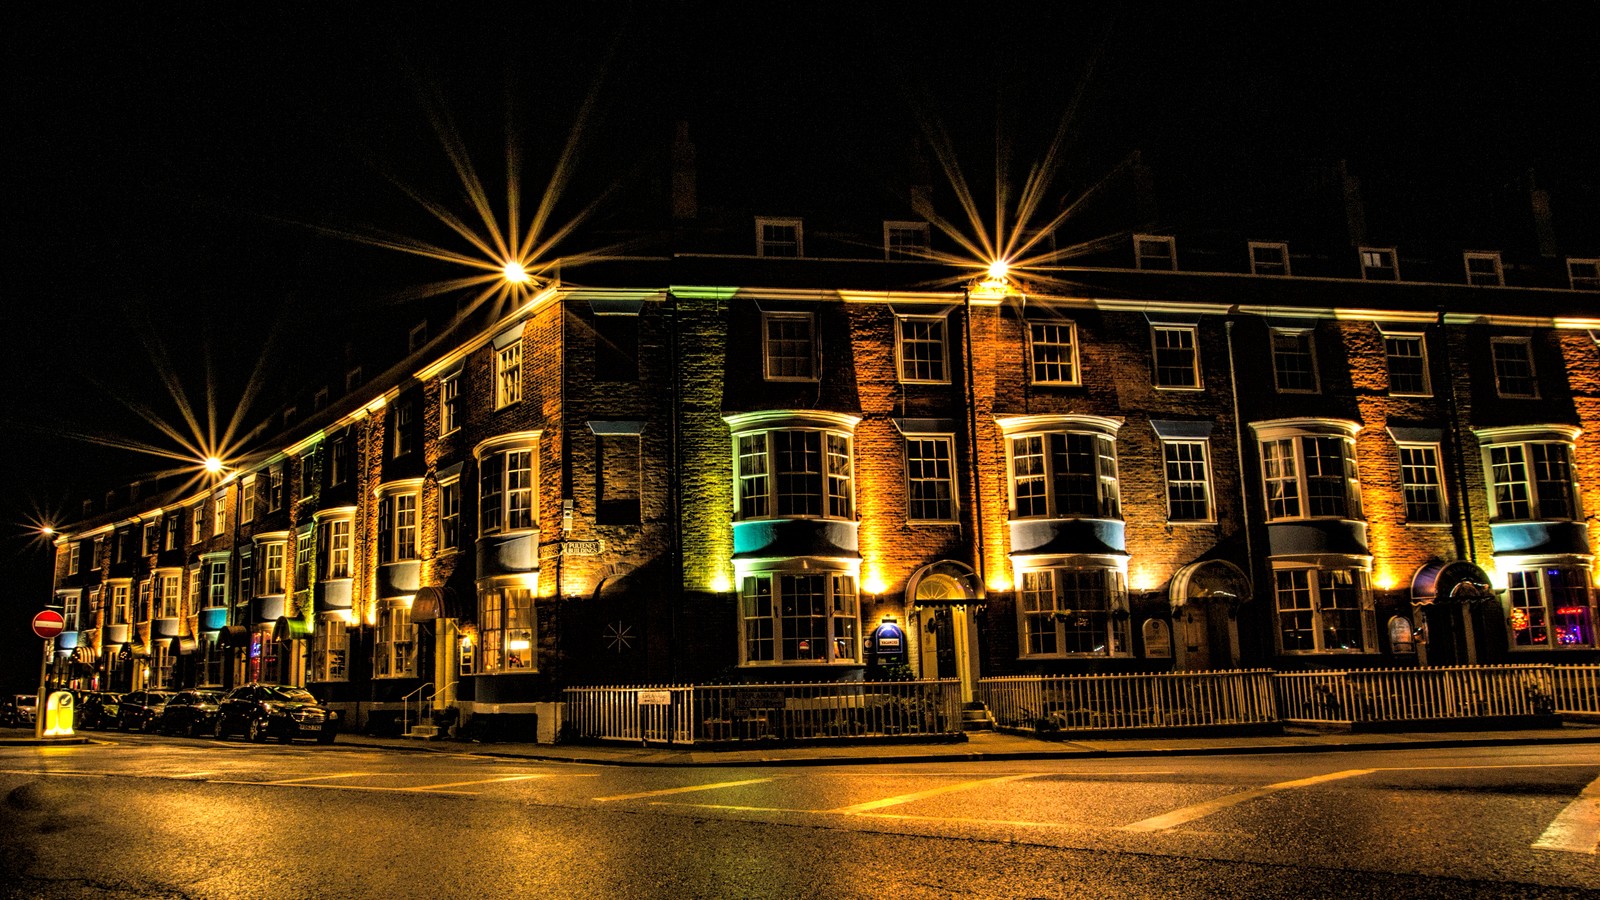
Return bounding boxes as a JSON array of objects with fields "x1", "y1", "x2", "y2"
[
  {"x1": 195, "y1": 692, "x2": 224, "y2": 703},
  {"x1": 262, "y1": 686, "x2": 316, "y2": 703},
  {"x1": 17, "y1": 696, "x2": 37, "y2": 707}
]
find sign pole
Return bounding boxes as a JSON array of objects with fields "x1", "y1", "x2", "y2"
[{"x1": 34, "y1": 638, "x2": 51, "y2": 740}]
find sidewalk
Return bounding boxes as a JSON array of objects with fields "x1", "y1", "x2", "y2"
[{"x1": 325, "y1": 722, "x2": 1600, "y2": 767}]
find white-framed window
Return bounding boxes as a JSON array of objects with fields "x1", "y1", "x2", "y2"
[
  {"x1": 311, "y1": 616, "x2": 349, "y2": 682},
  {"x1": 1506, "y1": 566, "x2": 1596, "y2": 648},
  {"x1": 379, "y1": 491, "x2": 419, "y2": 563},
  {"x1": 295, "y1": 528, "x2": 314, "y2": 594},
  {"x1": 150, "y1": 644, "x2": 175, "y2": 690},
  {"x1": 1162, "y1": 440, "x2": 1213, "y2": 523},
  {"x1": 1151, "y1": 324, "x2": 1201, "y2": 389},
  {"x1": 268, "y1": 464, "x2": 285, "y2": 512},
  {"x1": 199, "y1": 633, "x2": 225, "y2": 687},
  {"x1": 1465, "y1": 251, "x2": 1504, "y2": 286},
  {"x1": 191, "y1": 504, "x2": 205, "y2": 543},
  {"x1": 392, "y1": 400, "x2": 414, "y2": 458},
  {"x1": 896, "y1": 315, "x2": 949, "y2": 383},
  {"x1": 477, "y1": 436, "x2": 540, "y2": 536},
  {"x1": 206, "y1": 560, "x2": 227, "y2": 610},
  {"x1": 92, "y1": 535, "x2": 105, "y2": 567},
  {"x1": 1003, "y1": 418, "x2": 1122, "y2": 520},
  {"x1": 374, "y1": 602, "x2": 416, "y2": 678},
  {"x1": 109, "y1": 582, "x2": 131, "y2": 627},
  {"x1": 1490, "y1": 336, "x2": 1538, "y2": 398},
  {"x1": 137, "y1": 579, "x2": 153, "y2": 622},
  {"x1": 1359, "y1": 246, "x2": 1398, "y2": 280},
  {"x1": 143, "y1": 521, "x2": 160, "y2": 556},
  {"x1": 61, "y1": 591, "x2": 82, "y2": 632},
  {"x1": 733, "y1": 428, "x2": 854, "y2": 520},
  {"x1": 1134, "y1": 234, "x2": 1175, "y2": 270},
  {"x1": 1019, "y1": 566, "x2": 1130, "y2": 657},
  {"x1": 241, "y1": 475, "x2": 256, "y2": 524},
  {"x1": 1397, "y1": 443, "x2": 1447, "y2": 524},
  {"x1": 439, "y1": 478, "x2": 461, "y2": 552},
  {"x1": 1383, "y1": 333, "x2": 1431, "y2": 396},
  {"x1": 1270, "y1": 327, "x2": 1319, "y2": 393},
  {"x1": 260, "y1": 540, "x2": 287, "y2": 595},
  {"x1": 237, "y1": 548, "x2": 254, "y2": 604},
  {"x1": 155, "y1": 571, "x2": 181, "y2": 619},
  {"x1": 1253, "y1": 421, "x2": 1363, "y2": 522},
  {"x1": 479, "y1": 585, "x2": 536, "y2": 672},
  {"x1": 756, "y1": 217, "x2": 803, "y2": 257},
  {"x1": 330, "y1": 436, "x2": 349, "y2": 487},
  {"x1": 1274, "y1": 565, "x2": 1374, "y2": 653},
  {"x1": 1249, "y1": 241, "x2": 1290, "y2": 276},
  {"x1": 883, "y1": 220, "x2": 929, "y2": 260},
  {"x1": 496, "y1": 341, "x2": 523, "y2": 409},
  {"x1": 213, "y1": 489, "x2": 227, "y2": 536},
  {"x1": 762, "y1": 312, "x2": 817, "y2": 381},
  {"x1": 905, "y1": 435, "x2": 957, "y2": 522},
  {"x1": 1568, "y1": 258, "x2": 1600, "y2": 291},
  {"x1": 739, "y1": 572, "x2": 859, "y2": 665},
  {"x1": 440, "y1": 371, "x2": 461, "y2": 435},
  {"x1": 188, "y1": 567, "x2": 201, "y2": 616},
  {"x1": 322, "y1": 517, "x2": 352, "y2": 579},
  {"x1": 1028, "y1": 321, "x2": 1080, "y2": 385},
  {"x1": 1480, "y1": 432, "x2": 1578, "y2": 522}
]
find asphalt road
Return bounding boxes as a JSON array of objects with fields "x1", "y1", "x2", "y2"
[{"x1": 1, "y1": 733, "x2": 1596, "y2": 898}]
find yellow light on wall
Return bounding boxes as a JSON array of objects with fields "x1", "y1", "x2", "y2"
[
  {"x1": 1373, "y1": 572, "x2": 1399, "y2": 592},
  {"x1": 987, "y1": 575, "x2": 1013, "y2": 592},
  {"x1": 710, "y1": 574, "x2": 732, "y2": 594},
  {"x1": 862, "y1": 571, "x2": 888, "y2": 596}
]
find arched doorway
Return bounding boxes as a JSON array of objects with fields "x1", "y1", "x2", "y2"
[
  {"x1": 1168, "y1": 560, "x2": 1250, "y2": 670},
  {"x1": 906, "y1": 561, "x2": 984, "y2": 702},
  {"x1": 1410, "y1": 560, "x2": 1496, "y2": 666}
]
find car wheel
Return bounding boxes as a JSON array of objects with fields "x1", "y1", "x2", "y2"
[
  {"x1": 278, "y1": 728, "x2": 293, "y2": 745},
  {"x1": 247, "y1": 718, "x2": 265, "y2": 743}
]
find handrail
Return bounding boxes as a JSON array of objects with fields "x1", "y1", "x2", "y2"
[{"x1": 401, "y1": 682, "x2": 435, "y2": 735}]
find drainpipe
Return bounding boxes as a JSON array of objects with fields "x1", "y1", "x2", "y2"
[
  {"x1": 668, "y1": 289, "x2": 683, "y2": 683},
  {"x1": 1225, "y1": 319, "x2": 1259, "y2": 641},
  {"x1": 961, "y1": 287, "x2": 986, "y2": 705}
]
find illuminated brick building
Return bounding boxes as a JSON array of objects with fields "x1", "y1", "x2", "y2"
[{"x1": 47, "y1": 159, "x2": 1600, "y2": 733}]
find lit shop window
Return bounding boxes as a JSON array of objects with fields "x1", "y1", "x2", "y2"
[
  {"x1": 1506, "y1": 567, "x2": 1595, "y2": 648},
  {"x1": 740, "y1": 573, "x2": 859, "y2": 666},
  {"x1": 479, "y1": 586, "x2": 535, "y2": 673}
]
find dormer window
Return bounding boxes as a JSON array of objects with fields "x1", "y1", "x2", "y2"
[
  {"x1": 1359, "y1": 247, "x2": 1398, "y2": 281},
  {"x1": 884, "y1": 221, "x2": 929, "y2": 260},
  {"x1": 756, "y1": 217, "x2": 803, "y2": 257},
  {"x1": 1134, "y1": 234, "x2": 1176, "y2": 271},
  {"x1": 1570, "y1": 258, "x2": 1600, "y2": 291},
  {"x1": 1465, "y1": 251, "x2": 1504, "y2": 286},
  {"x1": 1249, "y1": 241, "x2": 1290, "y2": 276}
]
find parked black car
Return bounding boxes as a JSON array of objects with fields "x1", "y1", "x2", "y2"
[
  {"x1": 1, "y1": 694, "x2": 38, "y2": 727},
  {"x1": 156, "y1": 690, "x2": 226, "y2": 737},
  {"x1": 79, "y1": 691, "x2": 122, "y2": 730},
  {"x1": 116, "y1": 690, "x2": 175, "y2": 732},
  {"x1": 215, "y1": 683, "x2": 338, "y2": 744}
]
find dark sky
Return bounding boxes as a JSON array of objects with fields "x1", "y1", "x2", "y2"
[{"x1": 2, "y1": 3, "x2": 1595, "y2": 684}]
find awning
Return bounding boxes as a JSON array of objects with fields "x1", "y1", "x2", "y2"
[
  {"x1": 220, "y1": 624, "x2": 252, "y2": 648},
  {"x1": 162, "y1": 636, "x2": 200, "y2": 655},
  {"x1": 410, "y1": 586, "x2": 459, "y2": 623},
  {"x1": 273, "y1": 616, "x2": 313, "y2": 642},
  {"x1": 1411, "y1": 560, "x2": 1495, "y2": 605},
  {"x1": 70, "y1": 643, "x2": 100, "y2": 665},
  {"x1": 121, "y1": 641, "x2": 150, "y2": 660}
]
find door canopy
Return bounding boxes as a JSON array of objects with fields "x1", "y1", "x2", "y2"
[
  {"x1": 906, "y1": 560, "x2": 985, "y2": 610},
  {"x1": 1168, "y1": 559, "x2": 1251, "y2": 613}
]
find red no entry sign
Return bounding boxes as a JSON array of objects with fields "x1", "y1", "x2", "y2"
[{"x1": 31, "y1": 609, "x2": 65, "y2": 640}]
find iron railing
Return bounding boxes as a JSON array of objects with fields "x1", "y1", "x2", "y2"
[
  {"x1": 978, "y1": 670, "x2": 1277, "y2": 731},
  {"x1": 563, "y1": 680, "x2": 961, "y2": 744},
  {"x1": 1275, "y1": 664, "x2": 1559, "y2": 725}
]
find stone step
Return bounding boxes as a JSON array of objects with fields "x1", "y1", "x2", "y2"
[{"x1": 403, "y1": 724, "x2": 441, "y2": 740}]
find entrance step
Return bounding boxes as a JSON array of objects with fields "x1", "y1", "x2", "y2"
[
  {"x1": 961, "y1": 701, "x2": 995, "y2": 731},
  {"x1": 403, "y1": 724, "x2": 441, "y2": 740}
]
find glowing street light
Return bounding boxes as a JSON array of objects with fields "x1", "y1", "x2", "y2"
[
  {"x1": 39, "y1": 525, "x2": 54, "y2": 538},
  {"x1": 502, "y1": 261, "x2": 531, "y2": 285},
  {"x1": 203, "y1": 456, "x2": 224, "y2": 475}
]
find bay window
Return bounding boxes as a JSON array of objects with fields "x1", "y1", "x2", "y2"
[
  {"x1": 1486, "y1": 441, "x2": 1577, "y2": 521},
  {"x1": 1253, "y1": 420, "x2": 1363, "y2": 521},
  {"x1": 374, "y1": 601, "x2": 416, "y2": 678},
  {"x1": 478, "y1": 584, "x2": 536, "y2": 673},
  {"x1": 477, "y1": 434, "x2": 541, "y2": 536},
  {"x1": 1018, "y1": 566, "x2": 1130, "y2": 657},
  {"x1": 379, "y1": 491, "x2": 419, "y2": 563},
  {"x1": 1505, "y1": 566, "x2": 1596, "y2": 648},
  {"x1": 155, "y1": 571, "x2": 181, "y2": 619},
  {"x1": 311, "y1": 615, "x2": 350, "y2": 681},
  {"x1": 1008, "y1": 427, "x2": 1120, "y2": 519},
  {"x1": 1273, "y1": 565, "x2": 1374, "y2": 653},
  {"x1": 739, "y1": 572, "x2": 860, "y2": 665},
  {"x1": 260, "y1": 540, "x2": 287, "y2": 595},
  {"x1": 730, "y1": 417, "x2": 857, "y2": 521}
]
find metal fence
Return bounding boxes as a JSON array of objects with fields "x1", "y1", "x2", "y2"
[
  {"x1": 1275, "y1": 665, "x2": 1560, "y2": 725},
  {"x1": 564, "y1": 680, "x2": 962, "y2": 744},
  {"x1": 977, "y1": 670, "x2": 1278, "y2": 731},
  {"x1": 1548, "y1": 665, "x2": 1600, "y2": 717}
]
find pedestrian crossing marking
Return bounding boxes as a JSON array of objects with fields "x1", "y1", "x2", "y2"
[{"x1": 1533, "y1": 772, "x2": 1600, "y2": 855}]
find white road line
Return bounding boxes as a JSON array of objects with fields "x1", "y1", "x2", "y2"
[
  {"x1": 831, "y1": 774, "x2": 1041, "y2": 814},
  {"x1": 399, "y1": 774, "x2": 547, "y2": 791},
  {"x1": 169, "y1": 771, "x2": 217, "y2": 779},
  {"x1": 1121, "y1": 768, "x2": 1376, "y2": 833},
  {"x1": 1533, "y1": 772, "x2": 1600, "y2": 855},
  {"x1": 208, "y1": 779, "x2": 475, "y2": 796},
  {"x1": 0, "y1": 769, "x2": 106, "y2": 779},
  {"x1": 594, "y1": 777, "x2": 775, "y2": 802}
]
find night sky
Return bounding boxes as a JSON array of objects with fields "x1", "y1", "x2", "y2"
[{"x1": 3, "y1": 4, "x2": 1595, "y2": 688}]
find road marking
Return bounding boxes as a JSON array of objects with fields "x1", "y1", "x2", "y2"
[
  {"x1": 649, "y1": 802, "x2": 816, "y2": 813},
  {"x1": 0, "y1": 769, "x2": 106, "y2": 779},
  {"x1": 1533, "y1": 772, "x2": 1600, "y2": 855},
  {"x1": 595, "y1": 777, "x2": 775, "y2": 802},
  {"x1": 169, "y1": 771, "x2": 217, "y2": 779},
  {"x1": 831, "y1": 774, "x2": 1041, "y2": 814},
  {"x1": 399, "y1": 774, "x2": 547, "y2": 791},
  {"x1": 265, "y1": 773, "x2": 377, "y2": 785},
  {"x1": 208, "y1": 779, "x2": 477, "y2": 796},
  {"x1": 1121, "y1": 768, "x2": 1375, "y2": 833}
]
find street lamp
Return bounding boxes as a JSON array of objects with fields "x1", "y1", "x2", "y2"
[{"x1": 502, "y1": 261, "x2": 531, "y2": 285}]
